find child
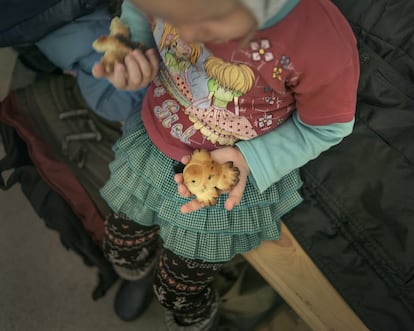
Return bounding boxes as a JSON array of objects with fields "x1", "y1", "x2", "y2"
[{"x1": 94, "y1": 0, "x2": 359, "y2": 329}]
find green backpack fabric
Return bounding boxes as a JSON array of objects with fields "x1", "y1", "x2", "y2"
[
  {"x1": 216, "y1": 256, "x2": 284, "y2": 330},
  {"x1": 13, "y1": 74, "x2": 122, "y2": 217}
]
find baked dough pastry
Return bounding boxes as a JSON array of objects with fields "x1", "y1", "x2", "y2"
[
  {"x1": 183, "y1": 149, "x2": 240, "y2": 206},
  {"x1": 92, "y1": 17, "x2": 147, "y2": 73}
]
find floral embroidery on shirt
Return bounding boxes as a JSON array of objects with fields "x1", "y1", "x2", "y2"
[
  {"x1": 272, "y1": 55, "x2": 295, "y2": 81},
  {"x1": 258, "y1": 114, "x2": 273, "y2": 129},
  {"x1": 277, "y1": 118, "x2": 285, "y2": 126},
  {"x1": 272, "y1": 66, "x2": 283, "y2": 80},
  {"x1": 250, "y1": 39, "x2": 274, "y2": 62},
  {"x1": 280, "y1": 55, "x2": 291, "y2": 69}
]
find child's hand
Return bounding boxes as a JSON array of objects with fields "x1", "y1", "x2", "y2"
[
  {"x1": 174, "y1": 147, "x2": 249, "y2": 214},
  {"x1": 92, "y1": 48, "x2": 159, "y2": 91}
]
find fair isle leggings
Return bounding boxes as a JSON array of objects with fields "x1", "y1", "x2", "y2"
[{"x1": 103, "y1": 213, "x2": 223, "y2": 324}]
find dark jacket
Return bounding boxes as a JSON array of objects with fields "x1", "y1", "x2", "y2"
[
  {"x1": 284, "y1": 0, "x2": 414, "y2": 330},
  {"x1": 0, "y1": 0, "x2": 103, "y2": 46}
]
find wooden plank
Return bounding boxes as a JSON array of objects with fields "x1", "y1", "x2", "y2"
[{"x1": 244, "y1": 222, "x2": 369, "y2": 331}]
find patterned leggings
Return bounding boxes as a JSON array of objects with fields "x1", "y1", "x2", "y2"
[{"x1": 103, "y1": 213, "x2": 224, "y2": 324}]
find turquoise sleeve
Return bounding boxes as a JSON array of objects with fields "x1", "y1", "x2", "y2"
[
  {"x1": 236, "y1": 112, "x2": 355, "y2": 193},
  {"x1": 120, "y1": 0, "x2": 156, "y2": 49}
]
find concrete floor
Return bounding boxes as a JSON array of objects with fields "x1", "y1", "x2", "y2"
[{"x1": 0, "y1": 164, "x2": 166, "y2": 331}]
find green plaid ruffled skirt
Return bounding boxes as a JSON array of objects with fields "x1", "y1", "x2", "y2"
[{"x1": 100, "y1": 113, "x2": 303, "y2": 262}]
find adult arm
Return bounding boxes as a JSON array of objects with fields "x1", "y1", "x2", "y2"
[{"x1": 35, "y1": 4, "x2": 155, "y2": 121}]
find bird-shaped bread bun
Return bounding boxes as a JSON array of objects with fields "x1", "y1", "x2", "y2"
[
  {"x1": 92, "y1": 17, "x2": 147, "y2": 73},
  {"x1": 183, "y1": 149, "x2": 240, "y2": 206}
]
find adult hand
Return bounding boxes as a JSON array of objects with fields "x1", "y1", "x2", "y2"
[
  {"x1": 92, "y1": 48, "x2": 159, "y2": 90},
  {"x1": 174, "y1": 147, "x2": 250, "y2": 214}
]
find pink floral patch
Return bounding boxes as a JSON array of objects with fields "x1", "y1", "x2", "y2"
[{"x1": 250, "y1": 39, "x2": 274, "y2": 62}]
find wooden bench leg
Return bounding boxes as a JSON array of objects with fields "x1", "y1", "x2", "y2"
[{"x1": 244, "y1": 222, "x2": 369, "y2": 331}]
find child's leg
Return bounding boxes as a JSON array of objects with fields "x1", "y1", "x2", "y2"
[
  {"x1": 154, "y1": 248, "x2": 224, "y2": 330},
  {"x1": 103, "y1": 212, "x2": 161, "y2": 280}
]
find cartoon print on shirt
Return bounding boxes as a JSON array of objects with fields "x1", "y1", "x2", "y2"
[
  {"x1": 159, "y1": 24, "x2": 201, "y2": 73},
  {"x1": 151, "y1": 20, "x2": 300, "y2": 148},
  {"x1": 184, "y1": 56, "x2": 258, "y2": 145},
  {"x1": 151, "y1": 75, "x2": 199, "y2": 145},
  {"x1": 158, "y1": 23, "x2": 202, "y2": 102}
]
